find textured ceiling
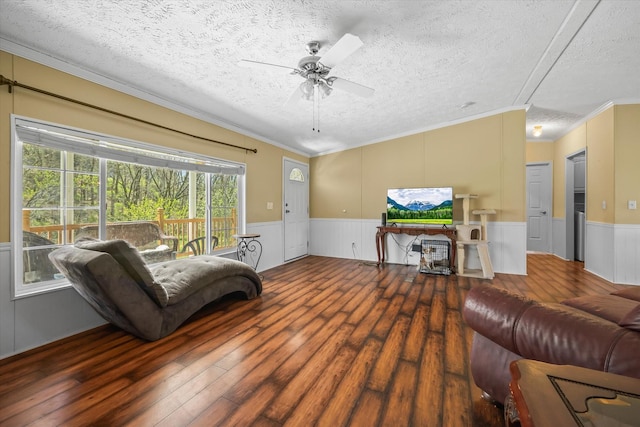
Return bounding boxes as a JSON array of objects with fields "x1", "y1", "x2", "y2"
[{"x1": 1, "y1": 0, "x2": 639, "y2": 156}]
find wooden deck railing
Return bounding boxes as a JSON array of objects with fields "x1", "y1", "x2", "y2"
[{"x1": 23, "y1": 208, "x2": 237, "y2": 252}]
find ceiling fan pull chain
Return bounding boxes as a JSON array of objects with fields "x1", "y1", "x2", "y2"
[{"x1": 312, "y1": 86, "x2": 316, "y2": 131}]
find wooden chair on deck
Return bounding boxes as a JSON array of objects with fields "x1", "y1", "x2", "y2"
[{"x1": 181, "y1": 236, "x2": 219, "y2": 256}]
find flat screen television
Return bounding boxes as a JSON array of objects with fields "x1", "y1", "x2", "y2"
[{"x1": 387, "y1": 187, "x2": 453, "y2": 225}]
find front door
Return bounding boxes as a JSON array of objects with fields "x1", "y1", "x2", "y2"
[
  {"x1": 526, "y1": 163, "x2": 552, "y2": 253},
  {"x1": 283, "y1": 159, "x2": 309, "y2": 261}
]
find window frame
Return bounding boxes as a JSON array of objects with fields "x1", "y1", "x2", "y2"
[{"x1": 11, "y1": 115, "x2": 246, "y2": 299}]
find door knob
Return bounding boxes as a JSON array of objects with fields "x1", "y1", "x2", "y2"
[
  {"x1": 541, "y1": 211, "x2": 547, "y2": 215},
  {"x1": 286, "y1": 210, "x2": 290, "y2": 213}
]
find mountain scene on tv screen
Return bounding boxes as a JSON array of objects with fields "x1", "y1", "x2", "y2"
[{"x1": 387, "y1": 188, "x2": 453, "y2": 224}]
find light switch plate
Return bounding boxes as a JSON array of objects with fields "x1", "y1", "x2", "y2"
[{"x1": 629, "y1": 200, "x2": 637, "y2": 210}]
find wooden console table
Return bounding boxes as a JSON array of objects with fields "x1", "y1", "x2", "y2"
[{"x1": 376, "y1": 225, "x2": 457, "y2": 269}]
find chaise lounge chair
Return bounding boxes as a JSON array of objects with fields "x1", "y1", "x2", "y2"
[{"x1": 48, "y1": 239, "x2": 262, "y2": 341}]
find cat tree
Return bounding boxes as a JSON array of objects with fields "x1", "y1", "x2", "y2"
[{"x1": 454, "y1": 194, "x2": 495, "y2": 279}]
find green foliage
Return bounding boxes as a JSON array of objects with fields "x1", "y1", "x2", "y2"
[
  {"x1": 106, "y1": 162, "x2": 192, "y2": 220},
  {"x1": 23, "y1": 143, "x2": 239, "y2": 228},
  {"x1": 22, "y1": 169, "x2": 61, "y2": 209},
  {"x1": 387, "y1": 206, "x2": 453, "y2": 224},
  {"x1": 23, "y1": 144, "x2": 60, "y2": 169}
]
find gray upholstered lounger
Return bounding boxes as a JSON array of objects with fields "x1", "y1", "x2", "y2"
[{"x1": 48, "y1": 239, "x2": 262, "y2": 341}]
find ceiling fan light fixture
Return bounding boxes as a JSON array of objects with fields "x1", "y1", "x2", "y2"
[
  {"x1": 532, "y1": 125, "x2": 543, "y2": 137},
  {"x1": 300, "y1": 80, "x2": 315, "y2": 100},
  {"x1": 319, "y1": 82, "x2": 332, "y2": 98}
]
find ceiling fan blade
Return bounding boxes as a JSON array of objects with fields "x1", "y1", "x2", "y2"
[
  {"x1": 318, "y1": 33, "x2": 364, "y2": 68},
  {"x1": 238, "y1": 59, "x2": 297, "y2": 73},
  {"x1": 284, "y1": 83, "x2": 305, "y2": 107},
  {"x1": 330, "y1": 78, "x2": 374, "y2": 98}
]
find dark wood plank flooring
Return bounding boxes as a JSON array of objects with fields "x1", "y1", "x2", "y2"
[{"x1": 0, "y1": 254, "x2": 625, "y2": 426}]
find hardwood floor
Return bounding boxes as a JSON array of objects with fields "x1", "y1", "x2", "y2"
[{"x1": 0, "y1": 254, "x2": 625, "y2": 426}]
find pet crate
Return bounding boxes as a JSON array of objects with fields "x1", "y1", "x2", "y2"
[{"x1": 419, "y1": 239, "x2": 451, "y2": 275}]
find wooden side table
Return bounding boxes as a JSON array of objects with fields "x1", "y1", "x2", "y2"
[{"x1": 506, "y1": 360, "x2": 640, "y2": 427}]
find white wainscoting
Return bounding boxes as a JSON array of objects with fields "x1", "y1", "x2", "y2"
[
  {"x1": 613, "y1": 224, "x2": 640, "y2": 285},
  {"x1": 553, "y1": 219, "x2": 639, "y2": 286},
  {"x1": 12, "y1": 289, "x2": 106, "y2": 353},
  {"x1": 584, "y1": 221, "x2": 615, "y2": 283},
  {"x1": 310, "y1": 219, "x2": 378, "y2": 261},
  {"x1": 246, "y1": 221, "x2": 283, "y2": 272},
  {"x1": 0, "y1": 243, "x2": 14, "y2": 358},
  {"x1": 552, "y1": 218, "x2": 567, "y2": 260},
  {"x1": 310, "y1": 219, "x2": 527, "y2": 275},
  {"x1": 0, "y1": 243, "x2": 105, "y2": 360},
  {"x1": 490, "y1": 222, "x2": 528, "y2": 275}
]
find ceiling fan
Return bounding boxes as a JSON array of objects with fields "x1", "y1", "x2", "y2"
[{"x1": 239, "y1": 33, "x2": 375, "y2": 108}]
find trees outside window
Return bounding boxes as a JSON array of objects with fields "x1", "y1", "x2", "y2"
[{"x1": 14, "y1": 117, "x2": 245, "y2": 297}]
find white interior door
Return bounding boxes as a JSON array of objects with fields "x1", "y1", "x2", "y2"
[
  {"x1": 526, "y1": 163, "x2": 552, "y2": 253},
  {"x1": 284, "y1": 159, "x2": 309, "y2": 261}
]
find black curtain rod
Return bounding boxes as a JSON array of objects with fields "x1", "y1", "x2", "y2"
[{"x1": 0, "y1": 75, "x2": 257, "y2": 154}]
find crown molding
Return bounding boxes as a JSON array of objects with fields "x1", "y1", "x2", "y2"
[
  {"x1": 556, "y1": 98, "x2": 640, "y2": 140},
  {"x1": 0, "y1": 37, "x2": 311, "y2": 158},
  {"x1": 313, "y1": 105, "x2": 529, "y2": 157}
]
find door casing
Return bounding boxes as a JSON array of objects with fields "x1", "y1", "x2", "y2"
[
  {"x1": 283, "y1": 158, "x2": 309, "y2": 261},
  {"x1": 526, "y1": 162, "x2": 553, "y2": 253}
]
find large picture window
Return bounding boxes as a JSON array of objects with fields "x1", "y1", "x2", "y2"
[{"x1": 12, "y1": 116, "x2": 245, "y2": 297}]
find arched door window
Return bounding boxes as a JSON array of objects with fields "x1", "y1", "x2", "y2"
[{"x1": 289, "y1": 167, "x2": 305, "y2": 182}]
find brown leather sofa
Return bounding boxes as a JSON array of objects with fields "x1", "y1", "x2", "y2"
[{"x1": 462, "y1": 285, "x2": 640, "y2": 404}]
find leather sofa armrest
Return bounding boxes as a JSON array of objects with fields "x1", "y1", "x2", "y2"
[
  {"x1": 463, "y1": 286, "x2": 638, "y2": 373},
  {"x1": 511, "y1": 302, "x2": 632, "y2": 370},
  {"x1": 463, "y1": 286, "x2": 536, "y2": 353}
]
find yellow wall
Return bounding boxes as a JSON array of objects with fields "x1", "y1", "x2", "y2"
[
  {"x1": 311, "y1": 110, "x2": 526, "y2": 223},
  {"x1": 0, "y1": 53, "x2": 11, "y2": 242},
  {"x1": 362, "y1": 133, "x2": 423, "y2": 218},
  {"x1": 0, "y1": 51, "x2": 307, "y2": 242},
  {"x1": 501, "y1": 110, "x2": 527, "y2": 222},
  {"x1": 614, "y1": 104, "x2": 640, "y2": 224},
  {"x1": 586, "y1": 108, "x2": 615, "y2": 223},
  {"x1": 311, "y1": 148, "x2": 364, "y2": 218},
  {"x1": 546, "y1": 104, "x2": 640, "y2": 225},
  {"x1": 526, "y1": 141, "x2": 554, "y2": 164}
]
